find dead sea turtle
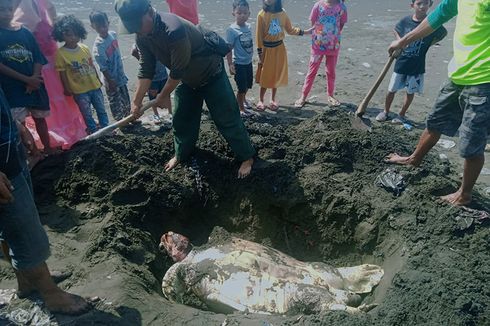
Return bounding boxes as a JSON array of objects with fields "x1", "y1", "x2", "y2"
[{"x1": 159, "y1": 230, "x2": 383, "y2": 314}]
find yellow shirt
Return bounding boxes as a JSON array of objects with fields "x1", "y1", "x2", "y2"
[{"x1": 55, "y1": 43, "x2": 102, "y2": 94}]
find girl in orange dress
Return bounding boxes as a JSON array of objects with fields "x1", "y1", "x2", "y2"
[{"x1": 255, "y1": 0, "x2": 310, "y2": 111}]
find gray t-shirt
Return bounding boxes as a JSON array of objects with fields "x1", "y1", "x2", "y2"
[
  {"x1": 92, "y1": 31, "x2": 128, "y2": 87},
  {"x1": 225, "y1": 22, "x2": 253, "y2": 65}
]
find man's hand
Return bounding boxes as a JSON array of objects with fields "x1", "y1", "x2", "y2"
[
  {"x1": 388, "y1": 39, "x2": 404, "y2": 58},
  {"x1": 0, "y1": 172, "x2": 14, "y2": 204},
  {"x1": 155, "y1": 93, "x2": 172, "y2": 112},
  {"x1": 131, "y1": 101, "x2": 143, "y2": 119}
]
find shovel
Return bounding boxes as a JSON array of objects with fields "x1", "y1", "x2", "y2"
[
  {"x1": 82, "y1": 99, "x2": 158, "y2": 142},
  {"x1": 352, "y1": 50, "x2": 401, "y2": 131}
]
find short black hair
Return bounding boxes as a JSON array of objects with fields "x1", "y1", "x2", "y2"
[
  {"x1": 233, "y1": 0, "x2": 249, "y2": 10},
  {"x1": 411, "y1": 0, "x2": 433, "y2": 4},
  {"x1": 52, "y1": 15, "x2": 87, "y2": 42},
  {"x1": 263, "y1": 0, "x2": 282, "y2": 13},
  {"x1": 89, "y1": 10, "x2": 109, "y2": 26}
]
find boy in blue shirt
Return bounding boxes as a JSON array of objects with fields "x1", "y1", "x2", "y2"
[
  {"x1": 226, "y1": 0, "x2": 254, "y2": 117},
  {"x1": 0, "y1": 0, "x2": 53, "y2": 155},
  {"x1": 90, "y1": 11, "x2": 130, "y2": 121},
  {"x1": 376, "y1": 0, "x2": 446, "y2": 123}
]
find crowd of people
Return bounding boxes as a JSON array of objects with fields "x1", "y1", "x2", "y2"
[{"x1": 0, "y1": 0, "x2": 488, "y2": 316}]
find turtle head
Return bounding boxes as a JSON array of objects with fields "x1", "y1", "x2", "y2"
[{"x1": 159, "y1": 231, "x2": 192, "y2": 262}]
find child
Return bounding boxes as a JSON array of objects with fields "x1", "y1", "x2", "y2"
[
  {"x1": 255, "y1": 0, "x2": 310, "y2": 111},
  {"x1": 131, "y1": 44, "x2": 170, "y2": 124},
  {"x1": 53, "y1": 15, "x2": 109, "y2": 134},
  {"x1": 90, "y1": 11, "x2": 130, "y2": 121},
  {"x1": 295, "y1": 0, "x2": 347, "y2": 108},
  {"x1": 0, "y1": 0, "x2": 53, "y2": 155},
  {"x1": 166, "y1": 0, "x2": 199, "y2": 25},
  {"x1": 376, "y1": 0, "x2": 446, "y2": 123},
  {"x1": 226, "y1": 0, "x2": 254, "y2": 117}
]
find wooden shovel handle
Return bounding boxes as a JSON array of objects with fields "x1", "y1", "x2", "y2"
[
  {"x1": 356, "y1": 54, "x2": 398, "y2": 117},
  {"x1": 83, "y1": 99, "x2": 158, "y2": 141}
]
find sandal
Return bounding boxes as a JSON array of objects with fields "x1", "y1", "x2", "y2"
[
  {"x1": 269, "y1": 101, "x2": 279, "y2": 111},
  {"x1": 294, "y1": 98, "x2": 306, "y2": 108},
  {"x1": 256, "y1": 101, "x2": 266, "y2": 112}
]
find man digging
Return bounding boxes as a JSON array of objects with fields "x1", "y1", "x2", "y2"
[
  {"x1": 386, "y1": 0, "x2": 490, "y2": 206},
  {"x1": 115, "y1": 0, "x2": 255, "y2": 179}
]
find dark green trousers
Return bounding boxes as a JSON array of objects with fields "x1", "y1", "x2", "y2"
[{"x1": 173, "y1": 71, "x2": 255, "y2": 162}]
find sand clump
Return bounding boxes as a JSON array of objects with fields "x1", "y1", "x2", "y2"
[{"x1": 0, "y1": 106, "x2": 488, "y2": 325}]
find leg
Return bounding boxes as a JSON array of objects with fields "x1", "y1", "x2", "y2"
[
  {"x1": 90, "y1": 89, "x2": 109, "y2": 128},
  {"x1": 257, "y1": 87, "x2": 267, "y2": 111},
  {"x1": 119, "y1": 85, "x2": 131, "y2": 118},
  {"x1": 107, "y1": 87, "x2": 122, "y2": 121},
  {"x1": 269, "y1": 88, "x2": 278, "y2": 110},
  {"x1": 237, "y1": 91, "x2": 246, "y2": 112},
  {"x1": 441, "y1": 155, "x2": 484, "y2": 206},
  {"x1": 73, "y1": 93, "x2": 98, "y2": 133},
  {"x1": 167, "y1": 83, "x2": 203, "y2": 170},
  {"x1": 325, "y1": 54, "x2": 340, "y2": 106},
  {"x1": 386, "y1": 80, "x2": 463, "y2": 166},
  {"x1": 386, "y1": 128, "x2": 441, "y2": 166},
  {"x1": 203, "y1": 72, "x2": 255, "y2": 178},
  {"x1": 32, "y1": 117, "x2": 51, "y2": 152},
  {"x1": 296, "y1": 54, "x2": 323, "y2": 106},
  {"x1": 442, "y1": 83, "x2": 490, "y2": 205},
  {"x1": 384, "y1": 92, "x2": 396, "y2": 114},
  {"x1": 399, "y1": 93, "x2": 415, "y2": 117}
]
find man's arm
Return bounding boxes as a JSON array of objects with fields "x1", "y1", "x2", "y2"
[{"x1": 131, "y1": 78, "x2": 152, "y2": 117}]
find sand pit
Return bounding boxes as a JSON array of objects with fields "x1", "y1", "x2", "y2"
[{"x1": 1, "y1": 107, "x2": 489, "y2": 325}]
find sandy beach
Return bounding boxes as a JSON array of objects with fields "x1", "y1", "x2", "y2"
[{"x1": 0, "y1": 1, "x2": 489, "y2": 325}]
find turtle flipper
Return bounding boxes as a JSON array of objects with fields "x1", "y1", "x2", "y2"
[{"x1": 336, "y1": 264, "x2": 384, "y2": 293}]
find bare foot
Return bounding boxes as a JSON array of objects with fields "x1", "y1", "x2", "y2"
[
  {"x1": 238, "y1": 158, "x2": 254, "y2": 179},
  {"x1": 384, "y1": 153, "x2": 420, "y2": 167},
  {"x1": 294, "y1": 97, "x2": 306, "y2": 108},
  {"x1": 327, "y1": 96, "x2": 341, "y2": 107},
  {"x1": 165, "y1": 156, "x2": 179, "y2": 172},
  {"x1": 16, "y1": 270, "x2": 73, "y2": 298},
  {"x1": 43, "y1": 290, "x2": 91, "y2": 315},
  {"x1": 440, "y1": 190, "x2": 472, "y2": 206}
]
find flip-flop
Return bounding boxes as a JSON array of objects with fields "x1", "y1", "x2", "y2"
[
  {"x1": 269, "y1": 101, "x2": 279, "y2": 111},
  {"x1": 256, "y1": 102, "x2": 266, "y2": 112},
  {"x1": 294, "y1": 99, "x2": 306, "y2": 108}
]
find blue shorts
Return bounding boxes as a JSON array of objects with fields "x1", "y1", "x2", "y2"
[
  {"x1": 388, "y1": 73, "x2": 424, "y2": 94},
  {"x1": 0, "y1": 163, "x2": 50, "y2": 270},
  {"x1": 148, "y1": 79, "x2": 167, "y2": 100},
  {"x1": 234, "y1": 63, "x2": 253, "y2": 93},
  {"x1": 427, "y1": 80, "x2": 490, "y2": 158}
]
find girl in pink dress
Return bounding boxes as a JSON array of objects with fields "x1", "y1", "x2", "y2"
[
  {"x1": 295, "y1": 0, "x2": 347, "y2": 108},
  {"x1": 14, "y1": 0, "x2": 87, "y2": 150}
]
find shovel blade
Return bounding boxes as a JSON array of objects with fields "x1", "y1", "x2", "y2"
[{"x1": 351, "y1": 115, "x2": 372, "y2": 132}]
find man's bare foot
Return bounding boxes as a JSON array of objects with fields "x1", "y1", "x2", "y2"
[
  {"x1": 43, "y1": 290, "x2": 91, "y2": 315},
  {"x1": 16, "y1": 270, "x2": 73, "y2": 298},
  {"x1": 384, "y1": 153, "x2": 420, "y2": 167},
  {"x1": 440, "y1": 190, "x2": 472, "y2": 206},
  {"x1": 238, "y1": 158, "x2": 254, "y2": 179},
  {"x1": 165, "y1": 156, "x2": 179, "y2": 172}
]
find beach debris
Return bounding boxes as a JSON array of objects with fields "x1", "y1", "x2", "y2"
[
  {"x1": 296, "y1": 71, "x2": 305, "y2": 76},
  {"x1": 484, "y1": 187, "x2": 490, "y2": 197},
  {"x1": 375, "y1": 168, "x2": 406, "y2": 196},
  {"x1": 362, "y1": 62, "x2": 371, "y2": 68},
  {"x1": 480, "y1": 168, "x2": 490, "y2": 175},
  {"x1": 0, "y1": 289, "x2": 16, "y2": 307},
  {"x1": 189, "y1": 157, "x2": 205, "y2": 200},
  {"x1": 436, "y1": 139, "x2": 456, "y2": 150},
  {"x1": 454, "y1": 207, "x2": 490, "y2": 230},
  {"x1": 1, "y1": 305, "x2": 52, "y2": 326},
  {"x1": 402, "y1": 123, "x2": 413, "y2": 131},
  {"x1": 439, "y1": 154, "x2": 449, "y2": 162}
]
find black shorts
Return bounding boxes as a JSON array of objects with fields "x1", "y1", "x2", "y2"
[{"x1": 234, "y1": 63, "x2": 253, "y2": 93}]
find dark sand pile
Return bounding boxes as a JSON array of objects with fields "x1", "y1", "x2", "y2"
[{"x1": 1, "y1": 107, "x2": 489, "y2": 325}]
